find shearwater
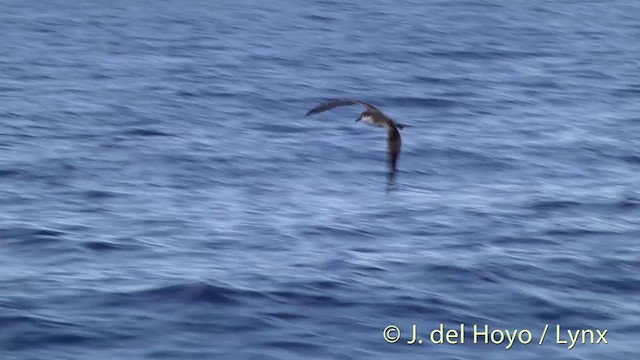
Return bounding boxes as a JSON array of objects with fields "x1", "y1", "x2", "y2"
[{"x1": 305, "y1": 98, "x2": 406, "y2": 189}]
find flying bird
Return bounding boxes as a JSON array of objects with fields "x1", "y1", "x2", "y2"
[{"x1": 305, "y1": 98, "x2": 405, "y2": 188}]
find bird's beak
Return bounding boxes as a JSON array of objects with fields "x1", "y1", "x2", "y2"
[{"x1": 355, "y1": 116, "x2": 361, "y2": 123}]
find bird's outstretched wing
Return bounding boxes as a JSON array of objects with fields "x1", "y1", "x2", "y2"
[
  {"x1": 305, "y1": 98, "x2": 382, "y2": 116},
  {"x1": 386, "y1": 125, "x2": 401, "y2": 188}
]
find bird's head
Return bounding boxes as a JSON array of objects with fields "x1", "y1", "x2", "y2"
[{"x1": 356, "y1": 111, "x2": 372, "y2": 123}]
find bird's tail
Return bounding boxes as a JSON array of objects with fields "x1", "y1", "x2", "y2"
[{"x1": 391, "y1": 119, "x2": 405, "y2": 130}]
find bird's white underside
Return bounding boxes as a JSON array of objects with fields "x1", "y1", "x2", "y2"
[{"x1": 360, "y1": 115, "x2": 385, "y2": 127}]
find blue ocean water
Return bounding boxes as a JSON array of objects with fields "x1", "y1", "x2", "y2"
[{"x1": 1, "y1": 0, "x2": 639, "y2": 358}]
